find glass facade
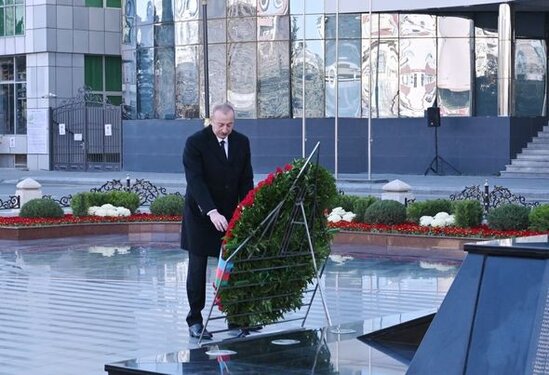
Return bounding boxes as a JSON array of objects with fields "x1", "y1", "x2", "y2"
[
  {"x1": 0, "y1": 56, "x2": 26, "y2": 135},
  {"x1": 0, "y1": 0, "x2": 24, "y2": 37},
  {"x1": 121, "y1": 0, "x2": 548, "y2": 120}
]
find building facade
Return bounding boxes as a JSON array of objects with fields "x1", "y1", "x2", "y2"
[
  {"x1": 0, "y1": 0, "x2": 121, "y2": 169},
  {"x1": 1, "y1": 0, "x2": 548, "y2": 175}
]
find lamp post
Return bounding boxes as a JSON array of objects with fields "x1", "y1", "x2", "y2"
[
  {"x1": 201, "y1": 0, "x2": 210, "y2": 117},
  {"x1": 334, "y1": 0, "x2": 339, "y2": 179},
  {"x1": 368, "y1": 0, "x2": 372, "y2": 180}
]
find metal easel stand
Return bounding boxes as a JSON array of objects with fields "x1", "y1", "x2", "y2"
[{"x1": 199, "y1": 142, "x2": 332, "y2": 345}]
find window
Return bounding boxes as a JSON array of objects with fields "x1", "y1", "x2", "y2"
[
  {"x1": 0, "y1": 0, "x2": 24, "y2": 37},
  {"x1": 85, "y1": 55, "x2": 122, "y2": 105},
  {"x1": 86, "y1": 0, "x2": 120, "y2": 8},
  {"x1": 0, "y1": 56, "x2": 26, "y2": 135}
]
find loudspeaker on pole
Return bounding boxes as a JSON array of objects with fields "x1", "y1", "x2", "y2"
[{"x1": 426, "y1": 107, "x2": 440, "y2": 128}]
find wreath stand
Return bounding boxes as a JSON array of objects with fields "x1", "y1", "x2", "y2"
[{"x1": 199, "y1": 142, "x2": 332, "y2": 345}]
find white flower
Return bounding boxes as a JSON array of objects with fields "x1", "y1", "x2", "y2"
[
  {"x1": 431, "y1": 217, "x2": 447, "y2": 227},
  {"x1": 419, "y1": 216, "x2": 433, "y2": 226},
  {"x1": 434, "y1": 212, "x2": 450, "y2": 220},
  {"x1": 445, "y1": 215, "x2": 455, "y2": 226},
  {"x1": 331, "y1": 207, "x2": 346, "y2": 216},
  {"x1": 329, "y1": 254, "x2": 353, "y2": 264},
  {"x1": 89, "y1": 204, "x2": 132, "y2": 217},
  {"x1": 342, "y1": 212, "x2": 356, "y2": 222},
  {"x1": 88, "y1": 206, "x2": 99, "y2": 215},
  {"x1": 327, "y1": 213, "x2": 342, "y2": 223}
]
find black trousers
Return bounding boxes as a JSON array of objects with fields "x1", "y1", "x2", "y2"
[{"x1": 186, "y1": 252, "x2": 209, "y2": 327}]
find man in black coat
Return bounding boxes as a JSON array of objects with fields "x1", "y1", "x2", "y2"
[{"x1": 181, "y1": 102, "x2": 254, "y2": 339}]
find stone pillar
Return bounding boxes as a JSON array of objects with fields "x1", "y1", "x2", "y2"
[
  {"x1": 498, "y1": 3, "x2": 513, "y2": 116},
  {"x1": 16, "y1": 178, "x2": 43, "y2": 207},
  {"x1": 381, "y1": 179, "x2": 414, "y2": 204}
]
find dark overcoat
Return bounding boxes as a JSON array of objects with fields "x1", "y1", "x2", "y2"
[{"x1": 180, "y1": 126, "x2": 253, "y2": 257}]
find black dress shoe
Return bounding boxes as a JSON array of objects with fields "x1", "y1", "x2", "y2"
[{"x1": 189, "y1": 323, "x2": 213, "y2": 339}]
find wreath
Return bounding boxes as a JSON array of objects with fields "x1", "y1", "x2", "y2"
[{"x1": 215, "y1": 159, "x2": 337, "y2": 327}]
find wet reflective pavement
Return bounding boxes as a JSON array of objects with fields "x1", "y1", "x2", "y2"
[{"x1": 0, "y1": 235, "x2": 458, "y2": 375}]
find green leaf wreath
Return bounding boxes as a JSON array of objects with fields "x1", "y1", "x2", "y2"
[{"x1": 217, "y1": 159, "x2": 337, "y2": 327}]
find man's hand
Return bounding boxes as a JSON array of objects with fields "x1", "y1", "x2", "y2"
[{"x1": 208, "y1": 209, "x2": 228, "y2": 232}]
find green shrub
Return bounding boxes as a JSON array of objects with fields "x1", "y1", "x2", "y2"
[
  {"x1": 407, "y1": 199, "x2": 454, "y2": 223},
  {"x1": 20, "y1": 198, "x2": 64, "y2": 218},
  {"x1": 150, "y1": 194, "x2": 184, "y2": 216},
  {"x1": 105, "y1": 191, "x2": 140, "y2": 214},
  {"x1": 453, "y1": 200, "x2": 483, "y2": 228},
  {"x1": 487, "y1": 204, "x2": 530, "y2": 230},
  {"x1": 71, "y1": 192, "x2": 108, "y2": 216},
  {"x1": 364, "y1": 200, "x2": 407, "y2": 225},
  {"x1": 331, "y1": 193, "x2": 358, "y2": 212},
  {"x1": 529, "y1": 204, "x2": 549, "y2": 231},
  {"x1": 352, "y1": 196, "x2": 379, "y2": 222}
]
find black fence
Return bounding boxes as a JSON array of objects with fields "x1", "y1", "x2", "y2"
[{"x1": 450, "y1": 181, "x2": 539, "y2": 215}]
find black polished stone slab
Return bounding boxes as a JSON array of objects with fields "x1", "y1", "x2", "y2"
[
  {"x1": 406, "y1": 235, "x2": 549, "y2": 374},
  {"x1": 104, "y1": 315, "x2": 428, "y2": 375}
]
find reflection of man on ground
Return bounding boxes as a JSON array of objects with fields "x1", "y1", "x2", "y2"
[{"x1": 181, "y1": 102, "x2": 254, "y2": 339}]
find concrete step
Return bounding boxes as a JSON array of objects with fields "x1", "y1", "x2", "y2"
[
  {"x1": 510, "y1": 159, "x2": 549, "y2": 167},
  {"x1": 516, "y1": 154, "x2": 549, "y2": 161},
  {"x1": 522, "y1": 144, "x2": 549, "y2": 152},
  {"x1": 500, "y1": 170, "x2": 549, "y2": 179},
  {"x1": 504, "y1": 165, "x2": 549, "y2": 173},
  {"x1": 532, "y1": 137, "x2": 549, "y2": 144}
]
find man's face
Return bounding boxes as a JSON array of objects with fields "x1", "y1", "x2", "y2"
[{"x1": 211, "y1": 110, "x2": 234, "y2": 139}]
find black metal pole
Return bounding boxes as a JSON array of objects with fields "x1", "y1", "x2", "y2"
[
  {"x1": 434, "y1": 125, "x2": 439, "y2": 173},
  {"x1": 201, "y1": 0, "x2": 210, "y2": 117}
]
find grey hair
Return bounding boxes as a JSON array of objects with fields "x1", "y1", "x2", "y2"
[{"x1": 211, "y1": 102, "x2": 235, "y2": 117}]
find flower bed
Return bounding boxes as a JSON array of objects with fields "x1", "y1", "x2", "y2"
[
  {"x1": 0, "y1": 213, "x2": 180, "y2": 227},
  {"x1": 329, "y1": 221, "x2": 546, "y2": 239}
]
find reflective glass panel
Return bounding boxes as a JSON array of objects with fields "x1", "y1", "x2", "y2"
[
  {"x1": 438, "y1": 38, "x2": 471, "y2": 116},
  {"x1": 136, "y1": 0, "x2": 154, "y2": 25},
  {"x1": 122, "y1": 49, "x2": 137, "y2": 119},
  {"x1": 400, "y1": 14, "x2": 435, "y2": 37},
  {"x1": 515, "y1": 39, "x2": 547, "y2": 117},
  {"x1": 204, "y1": 44, "x2": 227, "y2": 116},
  {"x1": 16, "y1": 83, "x2": 25, "y2": 134},
  {"x1": 258, "y1": 15, "x2": 289, "y2": 41},
  {"x1": 325, "y1": 39, "x2": 361, "y2": 118},
  {"x1": 5, "y1": 6, "x2": 14, "y2": 36},
  {"x1": 291, "y1": 14, "x2": 325, "y2": 40},
  {"x1": 0, "y1": 58, "x2": 14, "y2": 81},
  {"x1": 227, "y1": 42, "x2": 257, "y2": 118},
  {"x1": 15, "y1": 56, "x2": 25, "y2": 81},
  {"x1": 399, "y1": 38, "x2": 436, "y2": 117},
  {"x1": 475, "y1": 38, "x2": 498, "y2": 116},
  {"x1": 291, "y1": 40, "x2": 325, "y2": 118},
  {"x1": 175, "y1": 45, "x2": 200, "y2": 118},
  {"x1": 208, "y1": 0, "x2": 226, "y2": 18},
  {"x1": 325, "y1": 13, "x2": 361, "y2": 39},
  {"x1": 361, "y1": 13, "x2": 399, "y2": 39},
  {"x1": 227, "y1": 0, "x2": 256, "y2": 17},
  {"x1": 153, "y1": 0, "x2": 173, "y2": 23},
  {"x1": 123, "y1": 0, "x2": 137, "y2": 46},
  {"x1": 0, "y1": 84, "x2": 14, "y2": 134},
  {"x1": 14, "y1": 5, "x2": 23, "y2": 34},
  {"x1": 438, "y1": 16, "x2": 472, "y2": 38},
  {"x1": 258, "y1": 0, "x2": 288, "y2": 15},
  {"x1": 258, "y1": 41, "x2": 290, "y2": 118},
  {"x1": 136, "y1": 47, "x2": 154, "y2": 119},
  {"x1": 208, "y1": 19, "x2": 226, "y2": 44},
  {"x1": 290, "y1": 0, "x2": 324, "y2": 15},
  {"x1": 136, "y1": 24, "x2": 154, "y2": 48},
  {"x1": 154, "y1": 24, "x2": 174, "y2": 48},
  {"x1": 174, "y1": 0, "x2": 199, "y2": 21},
  {"x1": 154, "y1": 47, "x2": 176, "y2": 119},
  {"x1": 228, "y1": 17, "x2": 256, "y2": 42},
  {"x1": 175, "y1": 21, "x2": 200, "y2": 45},
  {"x1": 362, "y1": 39, "x2": 398, "y2": 118},
  {"x1": 474, "y1": 13, "x2": 498, "y2": 37}
]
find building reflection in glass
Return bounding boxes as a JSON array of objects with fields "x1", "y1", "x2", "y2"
[
  {"x1": 399, "y1": 38, "x2": 436, "y2": 117},
  {"x1": 515, "y1": 39, "x2": 547, "y2": 117}
]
